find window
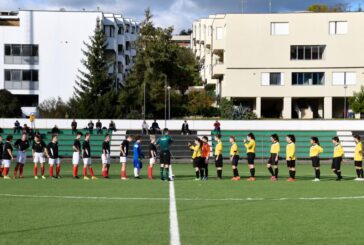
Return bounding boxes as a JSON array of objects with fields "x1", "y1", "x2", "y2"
[
  {"x1": 216, "y1": 27, "x2": 223, "y2": 40},
  {"x1": 4, "y1": 44, "x2": 11, "y2": 55},
  {"x1": 117, "y1": 25, "x2": 124, "y2": 35},
  {"x1": 125, "y1": 55, "x2": 130, "y2": 65},
  {"x1": 117, "y1": 62, "x2": 123, "y2": 73},
  {"x1": 332, "y1": 72, "x2": 356, "y2": 85},
  {"x1": 12, "y1": 44, "x2": 21, "y2": 56},
  {"x1": 125, "y1": 41, "x2": 130, "y2": 51},
  {"x1": 22, "y1": 45, "x2": 32, "y2": 56},
  {"x1": 271, "y1": 22, "x2": 289, "y2": 35},
  {"x1": 261, "y1": 72, "x2": 284, "y2": 86},
  {"x1": 292, "y1": 72, "x2": 325, "y2": 85},
  {"x1": 329, "y1": 21, "x2": 348, "y2": 35},
  {"x1": 104, "y1": 25, "x2": 115, "y2": 37},
  {"x1": 291, "y1": 45, "x2": 325, "y2": 60},
  {"x1": 118, "y1": 44, "x2": 124, "y2": 54},
  {"x1": 4, "y1": 69, "x2": 39, "y2": 81}
]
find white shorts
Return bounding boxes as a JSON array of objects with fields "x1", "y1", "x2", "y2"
[
  {"x1": 72, "y1": 152, "x2": 80, "y2": 165},
  {"x1": 120, "y1": 156, "x2": 127, "y2": 163},
  {"x1": 2, "y1": 159, "x2": 11, "y2": 168},
  {"x1": 149, "y1": 157, "x2": 156, "y2": 165},
  {"x1": 16, "y1": 151, "x2": 26, "y2": 164},
  {"x1": 49, "y1": 158, "x2": 61, "y2": 165},
  {"x1": 83, "y1": 158, "x2": 92, "y2": 165},
  {"x1": 34, "y1": 152, "x2": 45, "y2": 163},
  {"x1": 102, "y1": 154, "x2": 111, "y2": 164}
]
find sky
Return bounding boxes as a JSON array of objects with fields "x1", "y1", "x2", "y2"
[{"x1": 0, "y1": 0, "x2": 363, "y2": 33}]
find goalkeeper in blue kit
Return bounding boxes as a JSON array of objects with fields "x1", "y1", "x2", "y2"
[{"x1": 133, "y1": 136, "x2": 143, "y2": 179}]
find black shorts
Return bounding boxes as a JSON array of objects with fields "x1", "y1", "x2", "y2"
[
  {"x1": 311, "y1": 157, "x2": 320, "y2": 168},
  {"x1": 332, "y1": 157, "x2": 342, "y2": 170},
  {"x1": 193, "y1": 157, "x2": 202, "y2": 168},
  {"x1": 355, "y1": 161, "x2": 363, "y2": 167},
  {"x1": 247, "y1": 153, "x2": 255, "y2": 165},
  {"x1": 268, "y1": 153, "x2": 278, "y2": 165},
  {"x1": 231, "y1": 155, "x2": 239, "y2": 166},
  {"x1": 287, "y1": 160, "x2": 296, "y2": 168},
  {"x1": 160, "y1": 151, "x2": 171, "y2": 165},
  {"x1": 215, "y1": 155, "x2": 223, "y2": 168}
]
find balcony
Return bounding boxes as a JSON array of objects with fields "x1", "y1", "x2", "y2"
[
  {"x1": 4, "y1": 56, "x2": 39, "y2": 65},
  {"x1": 212, "y1": 63, "x2": 225, "y2": 79},
  {"x1": 5, "y1": 81, "x2": 39, "y2": 90},
  {"x1": 212, "y1": 39, "x2": 224, "y2": 54}
]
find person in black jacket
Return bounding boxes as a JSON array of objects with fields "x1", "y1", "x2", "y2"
[{"x1": 181, "y1": 120, "x2": 190, "y2": 135}]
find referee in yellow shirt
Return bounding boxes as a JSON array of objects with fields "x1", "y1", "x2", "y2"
[
  {"x1": 353, "y1": 135, "x2": 363, "y2": 181},
  {"x1": 267, "y1": 134, "x2": 280, "y2": 181},
  {"x1": 229, "y1": 136, "x2": 240, "y2": 181},
  {"x1": 214, "y1": 134, "x2": 223, "y2": 179},
  {"x1": 332, "y1": 136, "x2": 344, "y2": 181}
]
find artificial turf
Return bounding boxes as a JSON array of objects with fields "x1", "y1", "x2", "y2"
[{"x1": 1, "y1": 161, "x2": 364, "y2": 244}]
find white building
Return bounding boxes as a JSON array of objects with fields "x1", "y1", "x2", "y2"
[
  {"x1": 192, "y1": 12, "x2": 364, "y2": 119},
  {"x1": 0, "y1": 10, "x2": 139, "y2": 114}
]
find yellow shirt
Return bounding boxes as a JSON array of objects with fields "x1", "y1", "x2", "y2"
[
  {"x1": 354, "y1": 142, "x2": 363, "y2": 161},
  {"x1": 270, "y1": 142, "x2": 280, "y2": 154},
  {"x1": 244, "y1": 140, "x2": 256, "y2": 153},
  {"x1": 333, "y1": 144, "x2": 344, "y2": 158},
  {"x1": 215, "y1": 142, "x2": 223, "y2": 156},
  {"x1": 286, "y1": 143, "x2": 296, "y2": 160},
  {"x1": 230, "y1": 142, "x2": 239, "y2": 156},
  {"x1": 190, "y1": 144, "x2": 202, "y2": 159},
  {"x1": 29, "y1": 115, "x2": 35, "y2": 122},
  {"x1": 310, "y1": 144, "x2": 323, "y2": 157}
]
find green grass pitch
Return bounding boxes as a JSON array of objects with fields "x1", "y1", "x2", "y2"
[{"x1": 1, "y1": 161, "x2": 364, "y2": 244}]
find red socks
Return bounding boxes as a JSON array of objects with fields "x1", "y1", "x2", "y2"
[
  {"x1": 19, "y1": 165, "x2": 24, "y2": 177},
  {"x1": 89, "y1": 167, "x2": 94, "y2": 177},
  {"x1": 56, "y1": 165, "x2": 61, "y2": 177},
  {"x1": 73, "y1": 166, "x2": 78, "y2": 177},
  {"x1": 34, "y1": 166, "x2": 38, "y2": 176},
  {"x1": 41, "y1": 166, "x2": 45, "y2": 176},
  {"x1": 3, "y1": 167, "x2": 9, "y2": 176},
  {"x1": 121, "y1": 170, "x2": 127, "y2": 178},
  {"x1": 49, "y1": 166, "x2": 54, "y2": 177},
  {"x1": 148, "y1": 166, "x2": 153, "y2": 179},
  {"x1": 83, "y1": 167, "x2": 87, "y2": 176},
  {"x1": 14, "y1": 166, "x2": 19, "y2": 178}
]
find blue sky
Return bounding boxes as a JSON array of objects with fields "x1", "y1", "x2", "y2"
[{"x1": 1, "y1": 0, "x2": 363, "y2": 32}]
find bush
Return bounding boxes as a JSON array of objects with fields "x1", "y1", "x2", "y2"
[{"x1": 37, "y1": 97, "x2": 70, "y2": 118}]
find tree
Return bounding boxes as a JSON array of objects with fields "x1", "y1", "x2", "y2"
[
  {"x1": 121, "y1": 9, "x2": 200, "y2": 118},
  {"x1": 0, "y1": 89, "x2": 22, "y2": 117},
  {"x1": 179, "y1": 29, "x2": 192, "y2": 35},
  {"x1": 187, "y1": 90, "x2": 214, "y2": 116},
  {"x1": 219, "y1": 98, "x2": 234, "y2": 119},
  {"x1": 349, "y1": 86, "x2": 364, "y2": 114},
  {"x1": 37, "y1": 97, "x2": 70, "y2": 118},
  {"x1": 307, "y1": 3, "x2": 347, "y2": 12},
  {"x1": 219, "y1": 98, "x2": 257, "y2": 119},
  {"x1": 73, "y1": 18, "x2": 118, "y2": 118}
]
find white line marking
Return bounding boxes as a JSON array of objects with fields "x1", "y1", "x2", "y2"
[
  {"x1": 1, "y1": 193, "x2": 364, "y2": 203},
  {"x1": 169, "y1": 181, "x2": 181, "y2": 245}
]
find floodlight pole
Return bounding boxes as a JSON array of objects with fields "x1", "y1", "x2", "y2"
[{"x1": 164, "y1": 74, "x2": 168, "y2": 128}]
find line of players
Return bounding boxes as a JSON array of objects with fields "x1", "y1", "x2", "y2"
[
  {"x1": 0, "y1": 130, "x2": 363, "y2": 182},
  {"x1": 188, "y1": 133, "x2": 363, "y2": 182},
  {"x1": 0, "y1": 128, "x2": 174, "y2": 181}
]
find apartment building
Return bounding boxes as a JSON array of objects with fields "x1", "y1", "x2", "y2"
[
  {"x1": 192, "y1": 12, "x2": 364, "y2": 119},
  {"x1": 0, "y1": 10, "x2": 139, "y2": 114}
]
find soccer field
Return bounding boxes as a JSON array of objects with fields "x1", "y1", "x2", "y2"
[{"x1": 1, "y1": 161, "x2": 364, "y2": 245}]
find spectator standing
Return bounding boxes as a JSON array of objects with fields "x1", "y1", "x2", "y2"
[
  {"x1": 71, "y1": 119, "x2": 77, "y2": 134},
  {"x1": 51, "y1": 125, "x2": 60, "y2": 135},
  {"x1": 88, "y1": 120, "x2": 94, "y2": 134},
  {"x1": 96, "y1": 120, "x2": 103, "y2": 135},
  {"x1": 181, "y1": 120, "x2": 190, "y2": 135},
  {"x1": 29, "y1": 113, "x2": 36, "y2": 129},
  {"x1": 14, "y1": 120, "x2": 21, "y2": 134},
  {"x1": 213, "y1": 120, "x2": 221, "y2": 135},
  {"x1": 142, "y1": 120, "x2": 149, "y2": 135}
]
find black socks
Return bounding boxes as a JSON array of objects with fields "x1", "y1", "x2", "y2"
[
  {"x1": 250, "y1": 168, "x2": 255, "y2": 177},
  {"x1": 289, "y1": 170, "x2": 296, "y2": 179},
  {"x1": 217, "y1": 169, "x2": 222, "y2": 179},
  {"x1": 195, "y1": 170, "x2": 199, "y2": 179},
  {"x1": 315, "y1": 169, "x2": 320, "y2": 179},
  {"x1": 274, "y1": 168, "x2": 279, "y2": 178},
  {"x1": 204, "y1": 165, "x2": 208, "y2": 178},
  {"x1": 233, "y1": 168, "x2": 239, "y2": 177},
  {"x1": 268, "y1": 167, "x2": 274, "y2": 176},
  {"x1": 200, "y1": 169, "x2": 205, "y2": 179}
]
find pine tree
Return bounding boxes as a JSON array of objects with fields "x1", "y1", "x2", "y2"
[{"x1": 73, "y1": 18, "x2": 117, "y2": 118}]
